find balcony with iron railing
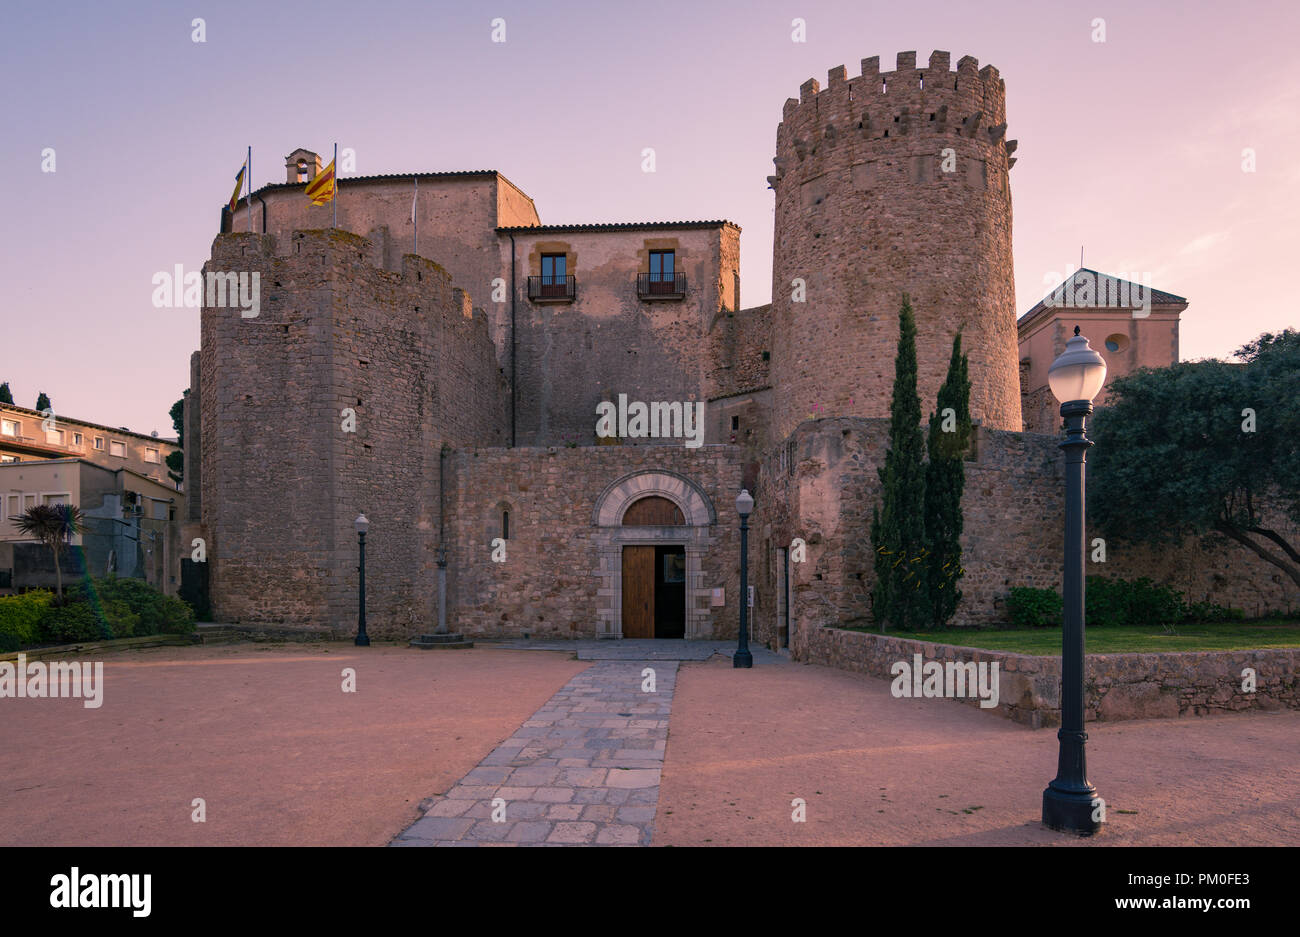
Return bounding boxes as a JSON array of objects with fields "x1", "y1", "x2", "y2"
[
  {"x1": 527, "y1": 275, "x2": 576, "y2": 303},
  {"x1": 636, "y1": 272, "x2": 687, "y2": 300}
]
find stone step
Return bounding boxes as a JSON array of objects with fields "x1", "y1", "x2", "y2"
[
  {"x1": 199, "y1": 630, "x2": 244, "y2": 645},
  {"x1": 410, "y1": 633, "x2": 474, "y2": 650}
]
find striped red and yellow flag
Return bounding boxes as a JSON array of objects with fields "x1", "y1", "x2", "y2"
[
  {"x1": 228, "y1": 162, "x2": 246, "y2": 212},
  {"x1": 305, "y1": 158, "x2": 336, "y2": 206}
]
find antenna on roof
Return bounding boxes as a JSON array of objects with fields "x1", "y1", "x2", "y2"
[{"x1": 1080, "y1": 245, "x2": 1084, "y2": 270}]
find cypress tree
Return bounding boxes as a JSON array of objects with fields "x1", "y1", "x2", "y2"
[
  {"x1": 924, "y1": 333, "x2": 972, "y2": 627},
  {"x1": 0, "y1": 382, "x2": 12, "y2": 405},
  {"x1": 871, "y1": 295, "x2": 927, "y2": 631},
  {"x1": 36, "y1": 391, "x2": 51, "y2": 411}
]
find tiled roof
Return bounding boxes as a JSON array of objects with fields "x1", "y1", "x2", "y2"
[
  {"x1": 496, "y1": 220, "x2": 739, "y2": 233},
  {"x1": 1019, "y1": 268, "x2": 1187, "y2": 329},
  {"x1": 0, "y1": 402, "x2": 178, "y2": 445},
  {"x1": 242, "y1": 170, "x2": 503, "y2": 202}
]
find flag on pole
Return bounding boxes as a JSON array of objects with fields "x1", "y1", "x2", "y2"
[
  {"x1": 229, "y1": 160, "x2": 247, "y2": 212},
  {"x1": 305, "y1": 157, "x2": 336, "y2": 206}
]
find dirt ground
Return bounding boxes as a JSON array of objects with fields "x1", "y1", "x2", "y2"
[
  {"x1": 5, "y1": 643, "x2": 1295, "y2": 847},
  {"x1": 655, "y1": 656, "x2": 1300, "y2": 846},
  {"x1": 0, "y1": 644, "x2": 587, "y2": 846}
]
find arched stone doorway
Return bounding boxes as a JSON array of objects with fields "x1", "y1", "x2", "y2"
[{"x1": 592, "y1": 470, "x2": 716, "y2": 639}]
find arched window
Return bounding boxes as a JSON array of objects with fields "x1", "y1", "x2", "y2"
[
  {"x1": 296, "y1": 159, "x2": 309, "y2": 183},
  {"x1": 622, "y1": 495, "x2": 685, "y2": 526},
  {"x1": 502, "y1": 509, "x2": 510, "y2": 540}
]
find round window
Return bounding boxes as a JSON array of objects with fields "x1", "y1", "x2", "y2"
[{"x1": 1104, "y1": 333, "x2": 1130, "y2": 354}]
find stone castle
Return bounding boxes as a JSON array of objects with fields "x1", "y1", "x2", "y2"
[{"x1": 187, "y1": 51, "x2": 1297, "y2": 651}]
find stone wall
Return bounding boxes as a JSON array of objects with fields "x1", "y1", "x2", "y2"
[
  {"x1": 768, "y1": 51, "x2": 1023, "y2": 440},
  {"x1": 199, "y1": 229, "x2": 507, "y2": 636},
  {"x1": 443, "y1": 444, "x2": 745, "y2": 639},
  {"x1": 500, "y1": 225, "x2": 739, "y2": 448},
  {"x1": 750, "y1": 417, "x2": 1300, "y2": 653},
  {"x1": 226, "y1": 173, "x2": 534, "y2": 364},
  {"x1": 802, "y1": 627, "x2": 1299, "y2": 726}
]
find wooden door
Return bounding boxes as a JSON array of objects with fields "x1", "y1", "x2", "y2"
[{"x1": 622, "y1": 546, "x2": 655, "y2": 638}]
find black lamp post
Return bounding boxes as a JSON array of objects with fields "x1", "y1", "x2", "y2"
[
  {"x1": 1041, "y1": 327, "x2": 1107, "y2": 835},
  {"x1": 734, "y1": 488, "x2": 754, "y2": 669},
  {"x1": 354, "y1": 513, "x2": 370, "y2": 647}
]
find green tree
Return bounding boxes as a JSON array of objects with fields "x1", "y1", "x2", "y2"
[
  {"x1": 15, "y1": 503, "x2": 85, "y2": 602},
  {"x1": 923, "y1": 333, "x2": 971, "y2": 627},
  {"x1": 166, "y1": 391, "x2": 187, "y2": 484},
  {"x1": 871, "y1": 295, "x2": 928, "y2": 630},
  {"x1": 0, "y1": 382, "x2": 12, "y2": 405},
  {"x1": 35, "y1": 391, "x2": 51, "y2": 411},
  {"x1": 1089, "y1": 329, "x2": 1300, "y2": 589}
]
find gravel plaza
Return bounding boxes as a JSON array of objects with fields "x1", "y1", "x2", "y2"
[{"x1": 2, "y1": 641, "x2": 1295, "y2": 847}]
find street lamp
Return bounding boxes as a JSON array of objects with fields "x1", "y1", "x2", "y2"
[
  {"x1": 734, "y1": 489, "x2": 755, "y2": 669},
  {"x1": 354, "y1": 513, "x2": 370, "y2": 647},
  {"x1": 1042, "y1": 326, "x2": 1107, "y2": 835}
]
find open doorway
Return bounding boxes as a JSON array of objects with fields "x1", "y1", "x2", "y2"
[
  {"x1": 620, "y1": 544, "x2": 686, "y2": 638},
  {"x1": 655, "y1": 545, "x2": 686, "y2": 638}
]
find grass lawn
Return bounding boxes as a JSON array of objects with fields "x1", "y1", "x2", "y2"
[{"x1": 845, "y1": 620, "x2": 1300, "y2": 655}]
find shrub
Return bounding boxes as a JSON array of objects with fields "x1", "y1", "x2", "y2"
[
  {"x1": 1007, "y1": 587, "x2": 1062, "y2": 628},
  {"x1": 100, "y1": 599, "x2": 140, "y2": 638},
  {"x1": 1128, "y1": 577, "x2": 1184, "y2": 626},
  {"x1": 1183, "y1": 601, "x2": 1245, "y2": 623},
  {"x1": 1085, "y1": 576, "x2": 1186, "y2": 626},
  {"x1": 69, "y1": 577, "x2": 195, "y2": 636},
  {"x1": 1085, "y1": 576, "x2": 1128, "y2": 627},
  {"x1": 38, "y1": 602, "x2": 108, "y2": 643},
  {"x1": 0, "y1": 590, "x2": 54, "y2": 649}
]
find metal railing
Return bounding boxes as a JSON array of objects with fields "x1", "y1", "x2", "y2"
[
  {"x1": 527, "y1": 275, "x2": 576, "y2": 301},
  {"x1": 636, "y1": 272, "x2": 686, "y2": 298}
]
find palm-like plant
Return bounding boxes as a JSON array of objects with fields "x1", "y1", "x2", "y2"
[{"x1": 15, "y1": 503, "x2": 84, "y2": 602}]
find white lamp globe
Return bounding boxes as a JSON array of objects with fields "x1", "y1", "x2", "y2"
[{"x1": 1048, "y1": 328, "x2": 1108, "y2": 404}]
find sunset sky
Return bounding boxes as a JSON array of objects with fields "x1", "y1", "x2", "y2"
[{"x1": 1, "y1": 0, "x2": 1296, "y2": 434}]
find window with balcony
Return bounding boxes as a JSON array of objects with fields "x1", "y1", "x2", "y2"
[
  {"x1": 1, "y1": 419, "x2": 18, "y2": 437},
  {"x1": 528, "y1": 254, "x2": 575, "y2": 302},
  {"x1": 110, "y1": 441, "x2": 126, "y2": 458},
  {"x1": 638, "y1": 251, "x2": 686, "y2": 299}
]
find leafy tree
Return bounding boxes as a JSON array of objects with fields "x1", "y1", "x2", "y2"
[
  {"x1": 35, "y1": 392, "x2": 51, "y2": 411},
  {"x1": 924, "y1": 333, "x2": 971, "y2": 626},
  {"x1": 15, "y1": 503, "x2": 85, "y2": 602},
  {"x1": 871, "y1": 295, "x2": 928, "y2": 630},
  {"x1": 0, "y1": 382, "x2": 12, "y2": 405},
  {"x1": 1089, "y1": 329, "x2": 1300, "y2": 590},
  {"x1": 166, "y1": 391, "x2": 187, "y2": 484}
]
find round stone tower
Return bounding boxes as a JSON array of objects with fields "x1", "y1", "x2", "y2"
[{"x1": 769, "y1": 50, "x2": 1023, "y2": 440}]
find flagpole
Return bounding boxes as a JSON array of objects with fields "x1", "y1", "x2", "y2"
[
  {"x1": 413, "y1": 177, "x2": 419, "y2": 257},
  {"x1": 333, "y1": 142, "x2": 338, "y2": 230},
  {"x1": 246, "y1": 146, "x2": 252, "y2": 234}
]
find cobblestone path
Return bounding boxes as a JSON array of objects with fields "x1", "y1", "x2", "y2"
[{"x1": 391, "y1": 660, "x2": 676, "y2": 846}]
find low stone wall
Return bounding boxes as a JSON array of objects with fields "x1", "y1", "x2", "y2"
[{"x1": 802, "y1": 627, "x2": 1299, "y2": 728}]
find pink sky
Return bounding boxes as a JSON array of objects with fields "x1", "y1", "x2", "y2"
[{"x1": 1, "y1": 0, "x2": 1296, "y2": 434}]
